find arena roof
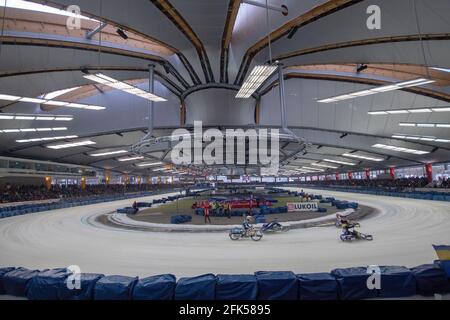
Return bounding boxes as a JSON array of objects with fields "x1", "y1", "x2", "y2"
[{"x1": 0, "y1": 0, "x2": 449, "y2": 176}]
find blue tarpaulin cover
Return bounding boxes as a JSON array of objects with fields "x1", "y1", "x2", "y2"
[
  {"x1": 255, "y1": 271, "x2": 298, "y2": 300},
  {"x1": 216, "y1": 274, "x2": 258, "y2": 300},
  {"x1": 297, "y1": 273, "x2": 339, "y2": 300},
  {"x1": 2, "y1": 267, "x2": 41, "y2": 297},
  {"x1": 331, "y1": 267, "x2": 378, "y2": 300},
  {"x1": 175, "y1": 274, "x2": 216, "y2": 300},
  {"x1": 58, "y1": 273, "x2": 104, "y2": 300},
  {"x1": 411, "y1": 264, "x2": 450, "y2": 296},
  {"x1": 26, "y1": 268, "x2": 68, "y2": 300},
  {"x1": 378, "y1": 266, "x2": 416, "y2": 298},
  {"x1": 133, "y1": 274, "x2": 176, "y2": 300},
  {"x1": 94, "y1": 275, "x2": 138, "y2": 300},
  {"x1": 0, "y1": 267, "x2": 15, "y2": 294}
]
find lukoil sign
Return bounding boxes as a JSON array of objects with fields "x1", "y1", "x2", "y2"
[{"x1": 287, "y1": 202, "x2": 319, "y2": 212}]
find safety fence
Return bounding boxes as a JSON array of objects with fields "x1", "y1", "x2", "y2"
[{"x1": 1, "y1": 263, "x2": 449, "y2": 300}]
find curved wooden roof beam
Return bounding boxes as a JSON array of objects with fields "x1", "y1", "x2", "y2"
[
  {"x1": 220, "y1": 0, "x2": 241, "y2": 84},
  {"x1": 150, "y1": 0, "x2": 215, "y2": 83},
  {"x1": 234, "y1": 0, "x2": 364, "y2": 85}
]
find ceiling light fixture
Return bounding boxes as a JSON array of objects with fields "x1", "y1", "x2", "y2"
[
  {"x1": 311, "y1": 163, "x2": 339, "y2": 169},
  {"x1": 399, "y1": 123, "x2": 450, "y2": 128},
  {"x1": 323, "y1": 159, "x2": 357, "y2": 166},
  {"x1": 16, "y1": 135, "x2": 78, "y2": 143},
  {"x1": 83, "y1": 73, "x2": 167, "y2": 102},
  {"x1": 137, "y1": 162, "x2": 164, "y2": 167},
  {"x1": 318, "y1": 78, "x2": 435, "y2": 103},
  {"x1": 0, "y1": 0, "x2": 97, "y2": 21},
  {"x1": 342, "y1": 153, "x2": 384, "y2": 162},
  {"x1": 118, "y1": 156, "x2": 145, "y2": 162},
  {"x1": 0, "y1": 127, "x2": 67, "y2": 133},
  {"x1": 430, "y1": 67, "x2": 450, "y2": 73},
  {"x1": 372, "y1": 144, "x2": 429, "y2": 155},
  {"x1": 47, "y1": 140, "x2": 96, "y2": 150},
  {"x1": 0, "y1": 93, "x2": 104, "y2": 111},
  {"x1": 392, "y1": 134, "x2": 450, "y2": 143},
  {"x1": 236, "y1": 65, "x2": 277, "y2": 98},
  {"x1": 302, "y1": 166, "x2": 325, "y2": 172},
  {"x1": 89, "y1": 150, "x2": 129, "y2": 157},
  {"x1": 368, "y1": 106, "x2": 450, "y2": 115}
]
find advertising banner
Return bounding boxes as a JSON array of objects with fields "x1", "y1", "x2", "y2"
[{"x1": 287, "y1": 202, "x2": 319, "y2": 212}]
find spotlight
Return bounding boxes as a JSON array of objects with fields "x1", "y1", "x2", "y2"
[
  {"x1": 356, "y1": 64, "x2": 368, "y2": 73},
  {"x1": 116, "y1": 28, "x2": 128, "y2": 40}
]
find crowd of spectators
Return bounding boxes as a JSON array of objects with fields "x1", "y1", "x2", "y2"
[
  {"x1": 296, "y1": 177, "x2": 431, "y2": 191},
  {"x1": 0, "y1": 183, "x2": 188, "y2": 204}
]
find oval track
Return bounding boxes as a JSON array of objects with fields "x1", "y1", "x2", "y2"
[{"x1": 0, "y1": 188, "x2": 449, "y2": 277}]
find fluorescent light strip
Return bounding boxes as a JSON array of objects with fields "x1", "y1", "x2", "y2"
[
  {"x1": 311, "y1": 163, "x2": 339, "y2": 169},
  {"x1": 0, "y1": 93, "x2": 104, "y2": 111},
  {"x1": 323, "y1": 159, "x2": 356, "y2": 166},
  {"x1": 392, "y1": 134, "x2": 450, "y2": 144},
  {"x1": 369, "y1": 106, "x2": 450, "y2": 115},
  {"x1": 90, "y1": 150, "x2": 128, "y2": 157},
  {"x1": 318, "y1": 78, "x2": 435, "y2": 103},
  {"x1": 372, "y1": 144, "x2": 429, "y2": 155},
  {"x1": 302, "y1": 167, "x2": 325, "y2": 172},
  {"x1": 83, "y1": 74, "x2": 167, "y2": 102},
  {"x1": 137, "y1": 162, "x2": 164, "y2": 167},
  {"x1": 0, "y1": 0, "x2": 97, "y2": 21},
  {"x1": 0, "y1": 127, "x2": 67, "y2": 133},
  {"x1": 430, "y1": 67, "x2": 450, "y2": 73},
  {"x1": 118, "y1": 156, "x2": 145, "y2": 162},
  {"x1": 399, "y1": 123, "x2": 450, "y2": 128},
  {"x1": 16, "y1": 135, "x2": 78, "y2": 143},
  {"x1": 47, "y1": 140, "x2": 96, "y2": 150},
  {"x1": 236, "y1": 65, "x2": 278, "y2": 99},
  {"x1": 342, "y1": 153, "x2": 384, "y2": 162},
  {"x1": 44, "y1": 87, "x2": 81, "y2": 100}
]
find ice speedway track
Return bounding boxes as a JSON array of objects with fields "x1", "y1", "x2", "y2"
[{"x1": 0, "y1": 188, "x2": 449, "y2": 278}]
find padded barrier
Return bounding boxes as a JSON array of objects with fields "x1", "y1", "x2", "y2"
[
  {"x1": 136, "y1": 202, "x2": 152, "y2": 208},
  {"x1": 435, "y1": 260, "x2": 450, "y2": 278},
  {"x1": 378, "y1": 266, "x2": 416, "y2": 298},
  {"x1": 0, "y1": 190, "x2": 194, "y2": 219},
  {"x1": 117, "y1": 207, "x2": 138, "y2": 214},
  {"x1": 2, "y1": 267, "x2": 41, "y2": 297},
  {"x1": 94, "y1": 275, "x2": 138, "y2": 300},
  {"x1": 411, "y1": 264, "x2": 450, "y2": 296},
  {"x1": 216, "y1": 274, "x2": 258, "y2": 300},
  {"x1": 331, "y1": 267, "x2": 378, "y2": 300},
  {"x1": 170, "y1": 215, "x2": 192, "y2": 224},
  {"x1": 26, "y1": 268, "x2": 68, "y2": 300},
  {"x1": 255, "y1": 271, "x2": 298, "y2": 300},
  {"x1": 297, "y1": 273, "x2": 339, "y2": 300},
  {"x1": 175, "y1": 274, "x2": 216, "y2": 300},
  {"x1": 132, "y1": 274, "x2": 176, "y2": 300},
  {"x1": 58, "y1": 273, "x2": 104, "y2": 300},
  {"x1": 2, "y1": 263, "x2": 450, "y2": 299},
  {"x1": 0, "y1": 267, "x2": 15, "y2": 294}
]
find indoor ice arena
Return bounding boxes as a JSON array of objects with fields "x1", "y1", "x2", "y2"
[{"x1": 0, "y1": 0, "x2": 450, "y2": 308}]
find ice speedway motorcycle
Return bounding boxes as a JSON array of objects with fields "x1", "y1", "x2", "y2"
[
  {"x1": 229, "y1": 226, "x2": 263, "y2": 241},
  {"x1": 260, "y1": 221, "x2": 285, "y2": 233},
  {"x1": 340, "y1": 223, "x2": 373, "y2": 242}
]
